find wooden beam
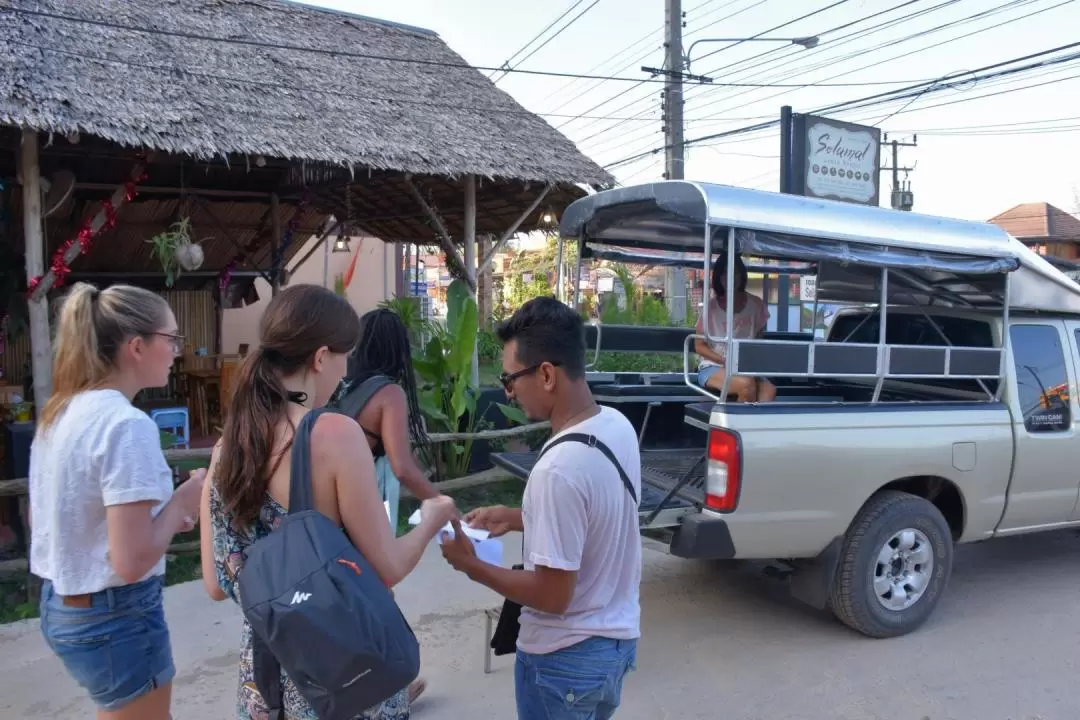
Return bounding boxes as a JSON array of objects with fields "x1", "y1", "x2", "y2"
[
  {"x1": 270, "y1": 193, "x2": 282, "y2": 295},
  {"x1": 74, "y1": 183, "x2": 285, "y2": 200},
  {"x1": 194, "y1": 197, "x2": 259, "y2": 260},
  {"x1": 402, "y1": 174, "x2": 473, "y2": 291},
  {"x1": 20, "y1": 129, "x2": 51, "y2": 411},
  {"x1": 477, "y1": 184, "x2": 553, "y2": 276},
  {"x1": 287, "y1": 219, "x2": 342, "y2": 274},
  {"x1": 29, "y1": 159, "x2": 149, "y2": 302}
]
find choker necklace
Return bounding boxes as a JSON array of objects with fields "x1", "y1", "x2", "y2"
[{"x1": 286, "y1": 390, "x2": 308, "y2": 405}]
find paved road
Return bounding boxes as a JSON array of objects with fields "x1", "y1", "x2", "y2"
[{"x1": 2, "y1": 529, "x2": 1078, "y2": 719}]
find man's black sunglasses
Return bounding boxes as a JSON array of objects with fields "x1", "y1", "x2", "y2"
[{"x1": 498, "y1": 362, "x2": 560, "y2": 392}]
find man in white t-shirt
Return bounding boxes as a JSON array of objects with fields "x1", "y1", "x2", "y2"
[{"x1": 441, "y1": 297, "x2": 642, "y2": 719}]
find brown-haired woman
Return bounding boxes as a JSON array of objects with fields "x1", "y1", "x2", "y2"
[
  {"x1": 31, "y1": 282, "x2": 206, "y2": 720},
  {"x1": 199, "y1": 284, "x2": 457, "y2": 720}
]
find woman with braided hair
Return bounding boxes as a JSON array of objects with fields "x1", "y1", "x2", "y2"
[{"x1": 331, "y1": 308, "x2": 445, "y2": 705}]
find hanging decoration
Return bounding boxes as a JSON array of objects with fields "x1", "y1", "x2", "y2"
[
  {"x1": 26, "y1": 162, "x2": 148, "y2": 300},
  {"x1": 270, "y1": 195, "x2": 311, "y2": 284},
  {"x1": 148, "y1": 217, "x2": 207, "y2": 287}
]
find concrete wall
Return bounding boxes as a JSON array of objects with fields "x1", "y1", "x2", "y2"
[{"x1": 220, "y1": 234, "x2": 395, "y2": 353}]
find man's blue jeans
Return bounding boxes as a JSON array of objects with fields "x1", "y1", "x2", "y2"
[{"x1": 515, "y1": 637, "x2": 638, "y2": 719}]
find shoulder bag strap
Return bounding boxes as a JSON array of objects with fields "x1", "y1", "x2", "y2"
[
  {"x1": 537, "y1": 432, "x2": 638, "y2": 504},
  {"x1": 287, "y1": 408, "x2": 329, "y2": 515}
]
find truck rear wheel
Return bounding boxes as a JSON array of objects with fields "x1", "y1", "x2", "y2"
[{"x1": 828, "y1": 490, "x2": 953, "y2": 638}]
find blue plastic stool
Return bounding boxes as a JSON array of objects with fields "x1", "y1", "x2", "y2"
[{"x1": 150, "y1": 407, "x2": 191, "y2": 449}]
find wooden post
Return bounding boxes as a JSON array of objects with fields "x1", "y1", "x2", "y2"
[
  {"x1": 18, "y1": 129, "x2": 45, "y2": 602},
  {"x1": 270, "y1": 193, "x2": 281, "y2": 295},
  {"x1": 463, "y1": 175, "x2": 479, "y2": 388},
  {"x1": 20, "y1": 129, "x2": 51, "y2": 412}
]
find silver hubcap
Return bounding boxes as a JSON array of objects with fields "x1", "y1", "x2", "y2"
[{"x1": 872, "y1": 528, "x2": 933, "y2": 611}]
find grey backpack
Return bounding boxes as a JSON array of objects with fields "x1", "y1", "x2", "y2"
[
  {"x1": 237, "y1": 408, "x2": 421, "y2": 720},
  {"x1": 331, "y1": 375, "x2": 394, "y2": 421}
]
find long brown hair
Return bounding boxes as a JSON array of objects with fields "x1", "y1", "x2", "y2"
[
  {"x1": 215, "y1": 284, "x2": 360, "y2": 526},
  {"x1": 41, "y1": 282, "x2": 170, "y2": 431}
]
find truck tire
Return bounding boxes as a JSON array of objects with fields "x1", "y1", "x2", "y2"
[{"x1": 828, "y1": 490, "x2": 953, "y2": 638}]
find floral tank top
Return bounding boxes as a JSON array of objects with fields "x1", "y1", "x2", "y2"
[{"x1": 208, "y1": 484, "x2": 410, "y2": 720}]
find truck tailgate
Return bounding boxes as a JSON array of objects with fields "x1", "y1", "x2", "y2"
[{"x1": 490, "y1": 448, "x2": 706, "y2": 529}]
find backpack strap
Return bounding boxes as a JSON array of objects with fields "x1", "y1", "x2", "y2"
[
  {"x1": 332, "y1": 375, "x2": 395, "y2": 421},
  {"x1": 538, "y1": 432, "x2": 638, "y2": 505},
  {"x1": 287, "y1": 408, "x2": 330, "y2": 515}
]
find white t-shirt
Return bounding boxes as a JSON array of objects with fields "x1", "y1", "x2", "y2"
[
  {"x1": 29, "y1": 389, "x2": 175, "y2": 595},
  {"x1": 518, "y1": 405, "x2": 643, "y2": 654},
  {"x1": 698, "y1": 293, "x2": 769, "y2": 369}
]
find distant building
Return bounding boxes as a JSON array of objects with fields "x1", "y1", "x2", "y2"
[{"x1": 989, "y1": 202, "x2": 1080, "y2": 261}]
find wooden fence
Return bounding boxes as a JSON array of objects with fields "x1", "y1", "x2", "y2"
[{"x1": 0, "y1": 421, "x2": 548, "y2": 598}]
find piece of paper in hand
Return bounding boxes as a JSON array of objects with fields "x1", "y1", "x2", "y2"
[{"x1": 408, "y1": 507, "x2": 504, "y2": 567}]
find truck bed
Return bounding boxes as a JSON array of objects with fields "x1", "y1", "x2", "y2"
[{"x1": 490, "y1": 447, "x2": 706, "y2": 528}]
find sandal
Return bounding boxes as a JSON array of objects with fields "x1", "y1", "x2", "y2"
[{"x1": 408, "y1": 678, "x2": 428, "y2": 704}]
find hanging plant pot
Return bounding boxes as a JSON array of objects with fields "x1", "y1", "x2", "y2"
[
  {"x1": 175, "y1": 239, "x2": 204, "y2": 272},
  {"x1": 148, "y1": 217, "x2": 210, "y2": 287}
]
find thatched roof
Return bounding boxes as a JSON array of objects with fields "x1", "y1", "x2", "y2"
[{"x1": 0, "y1": 0, "x2": 611, "y2": 186}]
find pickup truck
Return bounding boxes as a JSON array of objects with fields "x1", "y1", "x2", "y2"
[
  {"x1": 491, "y1": 179, "x2": 1080, "y2": 639},
  {"x1": 495, "y1": 308, "x2": 1080, "y2": 638}
]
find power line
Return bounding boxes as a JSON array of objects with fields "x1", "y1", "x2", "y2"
[
  {"x1": 0, "y1": 7, "x2": 932, "y2": 89},
  {"x1": 601, "y1": 0, "x2": 1041, "y2": 158},
  {"x1": 603, "y1": 40, "x2": 1080, "y2": 170},
  {"x1": 688, "y1": 0, "x2": 1044, "y2": 121},
  {"x1": 548, "y1": 0, "x2": 771, "y2": 129},
  {"x1": 490, "y1": 0, "x2": 601, "y2": 83},
  {"x1": 575, "y1": 0, "x2": 954, "y2": 156}
]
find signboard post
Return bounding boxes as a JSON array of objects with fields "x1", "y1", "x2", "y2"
[{"x1": 789, "y1": 112, "x2": 882, "y2": 206}]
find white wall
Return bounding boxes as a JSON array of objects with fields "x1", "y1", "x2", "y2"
[{"x1": 220, "y1": 234, "x2": 395, "y2": 353}]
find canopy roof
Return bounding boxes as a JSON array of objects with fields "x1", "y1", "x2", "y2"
[{"x1": 562, "y1": 181, "x2": 1080, "y2": 314}]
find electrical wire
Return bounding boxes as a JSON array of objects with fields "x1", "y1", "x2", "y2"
[
  {"x1": 490, "y1": 0, "x2": 602, "y2": 83},
  {"x1": 602, "y1": 40, "x2": 1080, "y2": 170},
  {"x1": 0, "y1": 7, "x2": 933, "y2": 90},
  {"x1": 574, "y1": 0, "x2": 962, "y2": 157},
  {"x1": 597, "y1": 0, "x2": 1067, "y2": 169}
]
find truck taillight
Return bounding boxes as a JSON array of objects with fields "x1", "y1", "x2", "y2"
[{"x1": 705, "y1": 429, "x2": 741, "y2": 512}]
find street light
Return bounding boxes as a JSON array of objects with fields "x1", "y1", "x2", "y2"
[{"x1": 684, "y1": 36, "x2": 819, "y2": 71}]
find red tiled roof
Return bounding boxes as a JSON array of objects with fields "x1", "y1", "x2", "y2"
[{"x1": 988, "y1": 202, "x2": 1080, "y2": 241}]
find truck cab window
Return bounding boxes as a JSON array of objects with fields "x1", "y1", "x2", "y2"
[{"x1": 1011, "y1": 324, "x2": 1070, "y2": 433}]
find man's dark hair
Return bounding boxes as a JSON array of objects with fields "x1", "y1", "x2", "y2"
[{"x1": 497, "y1": 296, "x2": 586, "y2": 380}]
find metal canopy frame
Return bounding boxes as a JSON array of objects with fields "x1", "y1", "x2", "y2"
[{"x1": 560, "y1": 181, "x2": 1026, "y2": 405}]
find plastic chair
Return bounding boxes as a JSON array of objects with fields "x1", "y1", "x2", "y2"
[{"x1": 150, "y1": 407, "x2": 191, "y2": 449}]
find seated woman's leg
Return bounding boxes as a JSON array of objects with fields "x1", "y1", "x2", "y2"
[
  {"x1": 756, "y1": 377, "x2": 777, "y2": 402},
  {"x1": 700, "y1": 367, "x2": 758, "y2": 402}
]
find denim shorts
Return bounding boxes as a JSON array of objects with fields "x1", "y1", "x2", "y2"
[
  {"x1": 697, "y1": 364, "x2": 724, "y2": 386},
  {"x1": 516, "y1": 637, "x2": 638, "y2": 719},
  {"x1": 39, "y1": 575, "x2": 176, "y2": 711}
]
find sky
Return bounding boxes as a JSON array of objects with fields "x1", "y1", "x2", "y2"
[{"x1": 299, "y1": 0, "x2": 1080, "y2": 224}]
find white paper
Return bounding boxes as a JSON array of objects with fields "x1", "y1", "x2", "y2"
[{"x1": 408, "y1": 508, "x2": 504, "y2": 566}]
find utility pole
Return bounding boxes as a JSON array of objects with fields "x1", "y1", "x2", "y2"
[
  {"x1": 882, "y1": 134, "x2": 917, "y2": 211},
  {"x1": 662, "y1": 0, "x2": 687, "y2": 322}
]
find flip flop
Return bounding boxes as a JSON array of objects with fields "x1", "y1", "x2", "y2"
[{"x1": 408, "y1": 678, "x2": 428, "y2": 704}]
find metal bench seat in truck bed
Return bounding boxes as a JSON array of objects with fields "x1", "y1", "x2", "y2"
[{"x1": 489, "y1": 447, "x2": 706, "y2": 529}]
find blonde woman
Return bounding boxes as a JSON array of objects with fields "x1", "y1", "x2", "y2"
[{"x1": 30, "y1": 282, "x2": 205, "y2": 720}]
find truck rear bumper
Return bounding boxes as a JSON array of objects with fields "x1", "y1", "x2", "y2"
[{"x1": 670, "y1": 512, "x2": 737, "y2": 559}]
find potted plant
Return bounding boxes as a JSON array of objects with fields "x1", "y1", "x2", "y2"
[{"x1": 148, "y1": 217, "x2": 206, "y2": 287}]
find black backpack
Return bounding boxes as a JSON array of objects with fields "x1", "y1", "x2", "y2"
[
  {"x1": 237, "y1": 408, "x2": 421, "y2": 720},
  {"x1": 331, "y1": 375, "x2": 394, "y2": 421}
]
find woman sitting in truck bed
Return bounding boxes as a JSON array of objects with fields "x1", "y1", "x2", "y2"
[{"x1": 694, "y1": 252, "x2": 777, "y2": 402}]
